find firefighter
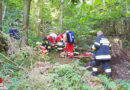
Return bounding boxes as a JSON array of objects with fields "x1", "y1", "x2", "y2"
[
  {"x1": 55, "y1": 33, "x2": 64, "y2": 52},
  {"x1": 42, "y1": 37, "x2": 52, "y2": 52},
  {"x1": 63, "y1": 30, "x2": 74, "y2": 58},
  {"x1": 55, "y1": 41, "x2": 65, "y2": 52},
  {"x1": 47, "y1": 33, "x2": 57, "y2": 48},
  {"x1": 91, "y1": 31, "x2": 112, "y2": 78},
  {"x1": 8, "y1": 23, "x2": 20, "y2": 40}
]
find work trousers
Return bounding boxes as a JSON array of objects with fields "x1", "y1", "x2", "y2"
[
  {"x1": 66, "y1": 42, "x2": 74, "y2": 58},
  {"x1": 92, "y1": 60, "x2": 112, "y2": 74}
]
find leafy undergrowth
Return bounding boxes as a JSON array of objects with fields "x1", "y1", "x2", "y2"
[{"x1": 0, "y1": 47, "x2": 130, "y2": 90}]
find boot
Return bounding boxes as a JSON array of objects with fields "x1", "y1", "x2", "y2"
[
  {"x1": 92, "y1": 72, "x2": 97, "y2": 76},
  {"x1": 106, "y1": 72, "x2": 112, "y2": 79}
]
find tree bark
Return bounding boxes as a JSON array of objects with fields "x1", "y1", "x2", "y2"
[
  {"x1": 123, "y1": 18, "x2": 130, "y2": 41},
  {"x1": 37, "y1": 0, "x2": 41, "y2": 36},
  {"x1": 113, "y1": 21, "x2": 117, "y2": 36},
  {"x1": 2, "y1": 6, "x2": 6, "y2": 22},
  {"x1": 22, "y1": 0, "x2": 32, "y2": 45},
  {"x1": 0, "y1": 0, "x2": 2, "y2": 31},
  {"x1": 2, "y1": 6, "x2": 7, "y2": 31},
  {"x1": 41, "y1": 13, "x2": 45, "y2": 38},
  {"x1": 59, "y1": 0, "x2": 63, "y2": 30}
]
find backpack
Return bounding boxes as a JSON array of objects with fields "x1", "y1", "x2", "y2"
[{"x1": 67, "y1": 31, "x2": 74, "y2": 44}]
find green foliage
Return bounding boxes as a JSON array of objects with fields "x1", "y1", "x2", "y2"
[
  {"x1": 0, "y1": 33, "x2": 8, "y2": 53},
  {"x1": 7, "y1": 73, "x2": 29, "y2": 90},
  {"x1": 123, "y1": 40, "x2": 130, "y2": 48},
  {"x1": 98, "y1": 75, "x2": 117, "y2": 89},
  {"x1": 115, "y1": 79, "x2": 130, "y2": 89},
  {"x1": 0, "y1": 0, "x2": 130, "y2": 89},
  {"x1": 47, "y1": 63, "x2": 92, "y2": 89},
  {"x1": 0, "y1": 46, "x2": 52, "y2": 89},
  {"x1": 28, "y1": 33, "x2": 42, "y2": 47},
  {"x1": 1, "y1": 51, "x2": 130, "y2": 89}
]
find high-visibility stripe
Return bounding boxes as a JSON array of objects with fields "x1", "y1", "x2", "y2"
[
  {"x1": 94, "y1": 42, "x2": 100, "y2": 46},
  {"x1": 95, "y1": 55, "x2": 111, "y2": 59},
  {"x1": 45, "y1": 41, "x2": 48, "y2": 43},
  {"x1": 58, "y1": 48, "x2": 63, "y2": 50},
  {"x1": 105, "y1": 69, "x2": 111, "y2": 73},
  {"x1": 48, "y1": 46, "x2": 51, "y2": 48},
  {"x1": 92, "y1": 67, "x2": 98, "y2": 71},
  {"x1": 74, "y1": 52, "x2": 79, "y2": 54},
  {"x1": 57, "y1": 42, "x2": 63, "y2": 45},
  {"x1": 92, "y1": 45, "x2": 96, "y2": 50}
]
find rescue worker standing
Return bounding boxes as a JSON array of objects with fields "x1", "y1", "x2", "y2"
[
  {"x1": 91, "y1": 31, "x2": 112, "y2": 78},
  {"x1": 63, "y1": 30, "x2": 74, "y2": 58}
]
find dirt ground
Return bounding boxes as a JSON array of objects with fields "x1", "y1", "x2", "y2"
[
  {"x1": 110, "y1": 50, "x2": 130, "y2": 80},
  {"x1": 49, "y1": 50, "x2": 130, "y2": 80}
]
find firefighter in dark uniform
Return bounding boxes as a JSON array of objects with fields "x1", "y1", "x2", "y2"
[
  {"x1": 91, "y1": 31, "x2": 112, "y2": 78},
  {"x1": 42, "y1": 37, "x2": 52, "y2": 52},
  {"x1": 55, "y1": 40, "x2": 65, "y2": 52}
]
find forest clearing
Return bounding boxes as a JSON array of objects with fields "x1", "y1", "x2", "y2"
[{"x1": 0, "y1": 0, "x2": 130, "y2": 90}]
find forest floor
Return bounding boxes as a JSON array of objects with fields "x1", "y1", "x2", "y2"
[
  {"x1": 1, "y1": 46, "x2": 129, "y2": 89},
  {"x1": 47, "y1": 50, "x2": 130, "y2": 80}
]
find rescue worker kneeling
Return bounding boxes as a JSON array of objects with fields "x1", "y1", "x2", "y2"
[
  {"x1": 91, "y1": 31, "x2": 112, "y2": 78},
  {"x1": 55, "y1": 41, "x2": 65, "y2": 52},
  {"x1": 42, "y1": 37, "x2": 52, "y2": 52}
]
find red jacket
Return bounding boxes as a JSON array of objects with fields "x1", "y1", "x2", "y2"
[
  {"x1": 56, "y1": 33, "x2": 64, "y2": 42},
  {"x1": 48, "y1": 36, "x2": 54, "y2": 44}
]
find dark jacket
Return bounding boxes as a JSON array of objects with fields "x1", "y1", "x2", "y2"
[
  {"x1": 8, "y1": 28, "x2": 20, "y2": 40},
  {"x1": 56, "y1": 41, "x2": 65, "y2": 51},
  {"x1": 42, "y1": 37, "x2": 52, "y2": 50},
  {"x1": 92, "y1": 35, "x2": 111, "y2": 60}
]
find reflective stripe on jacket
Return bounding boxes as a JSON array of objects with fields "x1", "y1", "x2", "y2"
[
  {"x1": 92, "y1": 35, "x2": 111, "y2": 60},
  {"x1": 56, "y1": 42, "x2": 65, "y2": 51}
]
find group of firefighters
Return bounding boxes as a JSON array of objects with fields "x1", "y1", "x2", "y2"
[
  {"x1": 41, "y1": 30, "x2": 112, "y2": 78},
  {"x1": 8, "y1": 21, "x2": 112, "y2": 79},
  {"x1": 41, "y1": 30, "x2": 79, "y2": 58}
]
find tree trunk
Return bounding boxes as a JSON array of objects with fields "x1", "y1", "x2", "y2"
[
  {"x1": 123, "y1": 18, "x2": 130, "y2": 41},
  {"x1": 41, "y1": 14, "x2": 45, "y2": 38},
  {"x1": 2, "y1": 6, "x2": 7, "y2": 31},
  {"x1": 59, "y1": 0, "x2": 63, "y2": 30},
  {"x1": 2, "y1": 6, "x2": 6, "y2": 22},
  {"x1": 0, "y1": 0, "x2": 2, "y2": 31},
  {"x1": 113, "y1": 21, "x2": 117, "y2": 36},
  {"x1": 37, "y1": 0, "x2": 41, "y2": 36},
  {"x1": 22, "y1": 0, "x2": 32, "y2": 45}
]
